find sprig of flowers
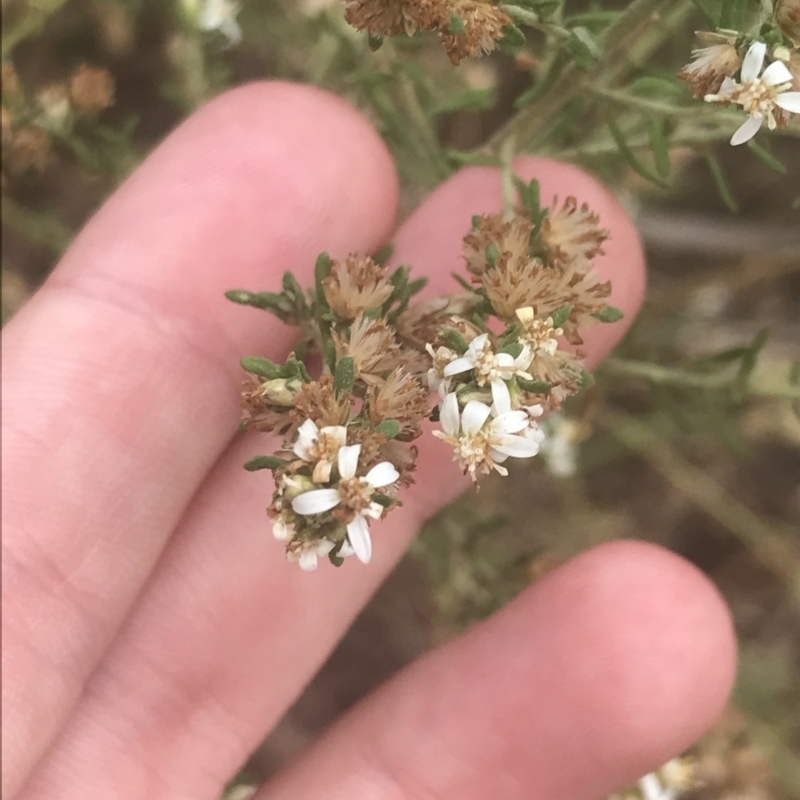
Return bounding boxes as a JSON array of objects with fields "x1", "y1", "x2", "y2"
[{"x1": 228, "y1": 180, "x2": 621, "y2": 570}]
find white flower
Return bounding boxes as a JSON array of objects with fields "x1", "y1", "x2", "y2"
[
  {"x1": 272, "y1": 517, "x2": 291, "y2": 541},
  {"x1": 293, "y1": 419, "x2": 347, "y2": 483},
  {"x1": 287, "y1": 539, "x2": 335, "y2": 572},
  {"x1": 638, "y1": 772, "x2": 676, "y2": 800},
  {"x1": 705, "y1": 41, "x2": 800, "y2": 145},
  {"x1": 434, "y1": 393, "x2": 544, "y2": 480},
  {"x1": 291, "y1": 444, "x2": 399, "y2": 564},
  {"x1": 443, "y1": 333, "x2": 532, "y2": 414},
  {"x1": 540, "y1": 413, "x2": 579, "y2": 478},
  {"x1": 197, "y1": 0, "x2": 242, "y2": 45},
  {"x1": 425, "y1": 343, "x2": 456, "y2": 398}
]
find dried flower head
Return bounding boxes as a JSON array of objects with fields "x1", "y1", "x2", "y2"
[
  {"x1": 396, "y1": 292, "x2": 481, "y2": 349},
  {"x1": 439, "y1": 1, "x2": 511, "y2": 65},
  {"x1": 333, "y1": 313, "x2": 401, "y2": 384},
  {"x1": 368, "y1": 367, "x2": 430, "y2": 440},
  {"x1": 6, "y1": 126, "x2": 52, "y2": 173},
  {"x1": 705, "y1": 41, "x2": 800, "y2": 145},
  {"x1": 344, "y1": 0, "x2": 441, "y2": 37},
  {"x1": 69, "y1": 64, "x2": 115, "y2": 115},
  {"x1": 290, "y1": 375, "x2": 352, "y2": 428},
  {"x1": 242, "y1": 377, "x2": 296, "y2": 434},
  {"x1": 540, "y1": 196, "x2": 608, "y2": 269},
  {"x1": 678, "y1": 32, "x2": 742, "y2": 97},
  {"x1": 323, "y1": 254, "x2": 394, "y2": 321},
  {"x1": 777, "y1": 0, "x2": 800, "y2": 43},
  {"x1": 463, "y1": 212, "x2": 533, "y2": 276}
]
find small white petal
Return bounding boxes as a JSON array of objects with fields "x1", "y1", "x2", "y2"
[
  {"x1": 297, "y1": 551, "x2": 319, "y2": 571},
  {"x1": 365, "y1": 461, "x2": 399, "y2": 488},
  {"x1": 730, "y1": 114, "x2": 763, "y2": 145},
  {"x1": 489, "y1": 448, "x2": 510, "y2": 464},
  {"x1": 469, "y1": 333, "x2": 489, "y2": 352},
  {"x1": 720, "y1": 76, "x2": 737, "y2": 93},
  {"x1": 525, "y1": 404, "x2": 545, "y2": 418},
  {"x1": 337, "y1": 444, "x2": 361, "y2": 480},
  {"x1": 775, "y1": 92, "x2": 800, "y2": 114},
  {"x1": 761, "y1": 60, "x2": 792, "y2": 86},
  {"x1": 346, "y1": 515, "x2": 372, "y2": 563},
  {"x1": 461, "y1": 400, "x2": 492, "y2": 436},
  {"x1": 293, "y1": 419, "x2": 319, "y2": 460},
  {"x1": 443, "y1": 357, "x2": 475, "y2": 377},
  {"x1": 440, "y1": 393, "x2": 461, "y2": 437},
  {"x1": 338, "y1": 540, "x2": 356, "y2": 558},
  {"x1": 492, "y1": 410, "x2": 529, "y2": 434},
  {"x1": 292, "y1": 488, "x2": 341, "y2": 515},
  {"x1": 493, "y1": 352, "x2": 515, "y2": 369},
  {"x1": 272, "y1": 519, "x2": 291, "y2": 541},
  {"x1": 741, "y1": 41, "x2": 766, "y2": 83},
  {"x1": 492, "y1": 434, "x2": 541, "y2": 458},
  {"x1": 490, "y1": 378, "x2": 512, "y2": 415},
  {"x1": 365, "y1": 501, "x2": 385, "y2": 519}
]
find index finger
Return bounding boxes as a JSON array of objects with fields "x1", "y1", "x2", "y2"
[{"x1": 0, "y1": 82, "x2": 398, "y2": 797}]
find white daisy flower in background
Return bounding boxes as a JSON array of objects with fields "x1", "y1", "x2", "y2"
[
  {"x1": 292, "y1": 419, "x2": 347, "y2": 483},
  {"x1": 434, "y1": 392, "x2": 544, "y2": 480},
  {"x1": 443, "y1": 333, "x2": 532, "y2": 413},
  {"x1": 705, "y1": 41, "x2": 800, "y2": 145},
  {"x1": 539, "y1": 412, "x2": 579, "y2": 478},
  {"x1": 286, "y1": 539, "x2": 335, "y2": 572},
  {"x1": 291, "y1": 444, "x2": 399, "y2": 564}
]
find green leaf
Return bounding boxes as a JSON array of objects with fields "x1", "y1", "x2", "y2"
[
  {"x1": 733, "y1": 328, "x2": 767, "y2": 401},
  {"x1": 500, "y1": 24, "x2": 526, "y2": 47},
  {"x1": 225, "y1": 290, "x2": 292, "y2": 320},
  {"x1": 517, "y1": 378, "x2": 552, "y2": 393},
  {"x1": 407, "y1": 277, "x2": 428, "y2": 297},
  {"x1": 448, "y1": 12, "x2": 466, "y2": 33},
  {"x1": 451, "y1": 272, "x2": 476, "y2": 292},
  {"x1": 502, "y1": 4, "x2": 541, "y2": 27},
  {"x1": 372, "y1": 243, "x2": 394, "y2": 265},
  {"x1": 551, "y1": 304, "x2": 573, "y2": 328},
  {"x1": 746, "y1": 140, "x2": 787, "y2": 175},
  {"x1": 241, "y1": 356, "x2": 283, "y2": 379},
  {"x1": 431, "y1": 88, "x2": 495, "y2": 116},
  {"x1": 439, "y1": 328, "x2": 469, "y2": 354},
  {"x1": 375, "y1": 419, "x2": 402, "y2": 439},
  {"x1": 705, "y1": 154, "x2": 739, "y2": 213},
  {"x1": 719, "y1": 0, "x2": 748, "y2": 29},
  {"x1": 594, "y1": 305, "x2": 624, "y2": 323},
  {"x1": 315, "y1": 251, "x2": 332, "y2": 303},
  {"x1": 324, "y1": 339, "x2": 337, "y2": 376},
  {"x1": 368, "y1": 35, "x2": 383, "y2": 51},
  {"x1": 568, "y1": 25, "x2": 601, "y2": 69},
  {"x1": 607, "y1": 118, "x2": 670, "y2": 188},
  {"x1": 447, "y1": 150, "x2": 500, "y2": 168},
  {"x1": 471, "y1": 214, "x2": 483, "y2": 230},
  {"x1": 334, "y1": 355, "x2": 356, "y2": 395},
  {"x1": 485, "y1": 242, "x2": 500, "y2": 267},
  {"x1": 244, "y1": 455, "x2": 287, "y2": 471},
  {"x1": 500, "y1": 341, "x2": 524, "y2": 359},
  {"x1": 646, "y1": 115, "x2": 671, "y2": 179},
  {"x1": 285, "y1": 356, "x2": 311, "y2": 383},
  {"x1": 579, "y1": 368, "x2": 595, "y2": 388}
]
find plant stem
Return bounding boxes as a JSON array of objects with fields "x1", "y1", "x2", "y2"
[{"x1": 602, "y1": 357, "x2": 800, "y2": 400}]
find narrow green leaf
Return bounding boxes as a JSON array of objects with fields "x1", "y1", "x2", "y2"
[
  {"x1": 500, "y1": 24, "x2": 526, "y2": 47},
  {"x1": 646, "y1": 115, "x2": 671, "y2": 179},
  {"x1": 334, "y1": 355, "x2": 356, "y2": 395},
  {"x1": 746, "y1": 140, "x2": 787, "y2": 175},
  {"x1": 244, "y1": 455, "x2": 287, "y2": 471},
  {"x1": 407, "y1": 277, "x2": 428, "y2": 297},
  {"x1": 594, "y1": 305, "x2": 624, "y2": 323},
  {"x1": 733, "y1": 328, "x2": 768, "y2": 400},
  {"x1": 368, "y1": 35, "x2": 383, "y2": 51},
  {"x1": 431, "y1": 88, "x2": 494, "y2": 116},
  {"x1": 447, "y1": 150, "x2": 500, "y2": 168},
  {"x1": 372, "y1": 243, "x2": 394, "y2": 265},
  {"x1": 551, "y1": 304, "x2": 573, "y2": 328},
  {"x1": 225, "y1": 290, "x2": 291, "y2": 319},
  {"x1": 518, "y1": 378, "x2": 552, "y2": 393},
  {"x1": 285, "y1": 356, "x2": 311, "y2": 383},
  {"x1": 705, "y1": 154, "x2": 739, "y2": 213},
  {"x1": 241, "y1": 356, "x2": 283, "y2": 379},
  {"x1": 579, "y1": 368, "x2": 595, "y2": 388},
  {"x1": 485, "y1": 242, "x2": 500, "y2": 267},
  {"x1": 375, "y1": 419, "x2": 402, "y2": 439},
  {"x1": 607, "y1": 118, "x2": 670, "y2": 188},
  {"x1": 471, "y1": 214, "x2": 483, "y2": 230},
  {"x1": 315, "y1": 252, "x2": 332, "y2": 303},
  {"x1": 324, "y1": 339, "x2": 337, "y2": 375},
  {"x1": 439, "y1": 328, "x2": 469, "y2": 354},
  {"x1": 451, "y1": 272, "x2": 476, "y2": 292},
  {"x1": 500, "y1": 341, "x2": 524, "y2": 358}
]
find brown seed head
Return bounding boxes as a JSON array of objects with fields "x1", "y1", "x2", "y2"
[
  {"x1": 69, "y1": 64, "x2": 115, "y2": 115},
  {"x1": 290, "y1": 375, "x2": 352, "y2": 427},
  {"x1": 541, "y1": 196, "x2": 608, "y2": 269},
  {"x1": 333, "y1": 314, "x2": 401, "y2": 384},
  {"x1": 323, "y1": 254, "x2": 394, "y2": 321},
  {"x1": 368, "y1": 367, "x2": 429, "y2": 440},
  {"x1": 463, "y1": 212, "x2": 532, "y2": 276},
  {"x1": 344, "y1": 0, "x2": 443, "y2": 37},
  {"x1": 439, "y1": 1, "x2": 511, "y2": 65}
]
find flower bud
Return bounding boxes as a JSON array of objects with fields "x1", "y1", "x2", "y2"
[{"x1": 260, "y1": 377, "x2": 303, "y2": 406}]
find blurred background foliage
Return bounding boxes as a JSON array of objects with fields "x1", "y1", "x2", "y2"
[{"x1": 2, "y1": 1, "x2": 799, "y2": 798}]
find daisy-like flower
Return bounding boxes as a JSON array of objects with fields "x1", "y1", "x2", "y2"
[
  {"x1": 291, "y1": 444, "x2": 399, "y2": 564},
  {"x1": 515, "y1": 307, "x2": 561, "y2": 357},
  {"x1": 292, "y1": 419, "x2": 347, "y2": 483},
  {"x1": 443, "y1": 332, "x2": 532, "y2": 412},
  {"x1": 705, "y1": 41, "x2": 800, "y2": 145},
  {"x1": 286, "y1": 538, "x2": 335, "y2": 572},
  {"x1": 434, "y1": 393, "x2": 544, "y2": 480}
]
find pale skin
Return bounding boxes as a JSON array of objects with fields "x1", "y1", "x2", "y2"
[{"x1": 1, "y1": 83, "x2": 737, "y2": 800}]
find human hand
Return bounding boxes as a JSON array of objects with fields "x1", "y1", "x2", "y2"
[{"x1": 2, "y1": 83, "x2": 736, "y2": 800}]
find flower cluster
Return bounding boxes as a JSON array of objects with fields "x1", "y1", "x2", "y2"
[
  {"x1": 680, "y1": 35, "x2": 800, "y2": 145},
  {"x1": 343, "y1": 0, "x2": 513, "y2": 64},
  {"x1": 229, "y1": 182, "x2": 620, "y2": 570}
]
